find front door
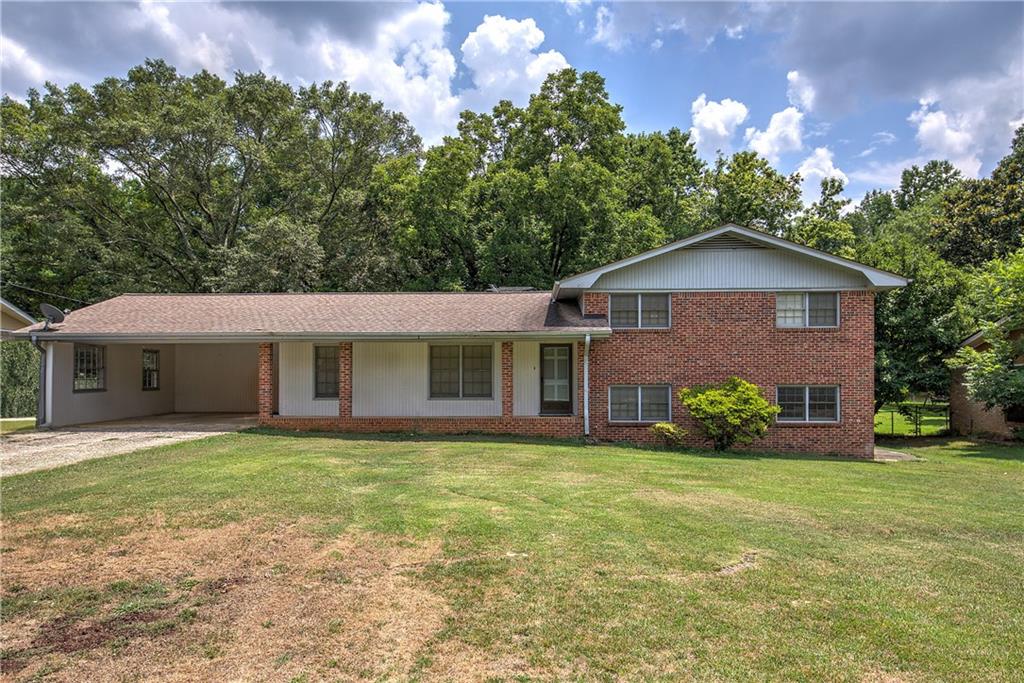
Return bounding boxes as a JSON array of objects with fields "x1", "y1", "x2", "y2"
[{"x1": 540, "y1": 344, "x2": 572, "y2": 415}]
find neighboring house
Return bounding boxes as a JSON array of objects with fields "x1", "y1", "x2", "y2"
[
  {"x1": 12, "y1": 224, "x2": 908, "y2": 457},
  {"x1": 1, "y1": 296, "x2": 35, "y2": 336},
  {"x1": 950, "y1": 321, "x2": 1024, "y2": 438}
]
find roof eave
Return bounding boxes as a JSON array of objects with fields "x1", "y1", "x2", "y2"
[{"x1": 13, "y1": 329, "x2": 613, "y2": 343}]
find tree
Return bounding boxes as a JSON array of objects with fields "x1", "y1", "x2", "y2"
[
  {"x1": 208, "y1": 216, "x2": 324, "y2": 292},
  {"x1": 931, "y1": 125, "x2": 1024, "y2": 267},
  {"x1": 788, "y1": 177, "x2": 856, "y2": 257},
  {"x1": 702, "y1": 151, "x2": 802, "y2": 235},
  {"x1": 0, "y1": 341, "x2": 38, "y2": 418},
  {"x1": 895, "y1": 160, "x2": 962, "y2": 210},
  {"x1": 948, "y1": 322, "x2": 1024, "y2": 414},
  {"x1": 677, "y1": 377, "x2": 780, "y2": 450},
  {"x1": 858, "y1": 202, "x2": 974, "y2": 408}
]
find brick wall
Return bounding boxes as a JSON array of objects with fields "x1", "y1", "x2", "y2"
[
  {"x1": 257, "y1": 291, "x2": 876, "y2": 457},
  {"x1": 583, "y1": 290, "x2": 876, "y2": 457},
  {"x1": 257, "y1": 342, "x2": 273, "y2": 421}
]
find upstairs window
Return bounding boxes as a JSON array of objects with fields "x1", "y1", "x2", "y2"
[
  {"x1": 430, "y1": 345, "x2": 493, "y2": 399},
  {"x1": 73, "y1": 343, "x2": 106, "y2": 392},
  {"x1": 777, "y1": 385, "x2": 840, "y2": 422},
  {"x1": 776, "y1": 292, "x2": 839, "y2": 328},
  {"x1": 609, "y1": 294, "x2": 670, "y2": 329},
  {"x1": 142, "y1": 349, "x2": 160, "y2": 391},
  {"x1": 314, "y1": 345, "x2": 339, "y2": 398}
]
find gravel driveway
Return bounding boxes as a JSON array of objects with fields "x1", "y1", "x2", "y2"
[{"x1": 1, "y1": 413, "x2": 257, "y2": 476}]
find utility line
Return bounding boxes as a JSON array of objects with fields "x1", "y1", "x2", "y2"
[{"x1": 0, "y1": 281, "x2": 92, "y2": 306}]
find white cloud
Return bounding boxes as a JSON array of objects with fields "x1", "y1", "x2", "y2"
[
  {"x1": 689, "y1": 93, "x2": 749, "y2": 158},
  {"x1": 138, "y1": 0, "x2": 232, "y2": 74},
  {"x1": 592, "y1": 6, "x2": 627, "y2": 51},
  {"x1": 744, "y1": 106, "x2": 804, "y2": 163},
  {"x1": 650, "y1": 38, "x2": 663, "y2": 51},
  {"x1": 459, "y1": 15, "x2": 568, "y2": 110},
  {"x1": 855, "y1": 130, "x2": 897, "y2": 158},
  {"x1": 725, "y1": 25, "x2": 745, "y2": 40},
  {"x1": 908, "y1": 101, "x2": 982, "y2": 177},
  {"x1": 561, "y1": 0, "x2": 592, "y2": 16},
  {"x1": 319, "y1": 3, "x2": 459, "y2": 144},
  {"x1": 1, "y1": 34, "x2": 52, "y2": 89},
  {"x1": 786, "y1": 70, "x2": 815, "y2": 111},
  {"x1": 797, "y1": 147, "x2": 848, "y2": 203}
]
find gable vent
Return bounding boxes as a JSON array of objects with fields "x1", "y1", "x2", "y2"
[{"x1": 687, "y1": 233, "x2": 768, "y2": 250}]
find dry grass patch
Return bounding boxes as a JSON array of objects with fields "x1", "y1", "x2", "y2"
[{"x1": 1, "y1": 515, "x2": 452, "y2": 681}]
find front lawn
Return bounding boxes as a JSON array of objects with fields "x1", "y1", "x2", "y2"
[
  {"x1": 0, "y1": 417, "x2": 35, "y2": 435},
  {"x1": 2, "y1": 433, "x2": 1021, "y2": 681}
]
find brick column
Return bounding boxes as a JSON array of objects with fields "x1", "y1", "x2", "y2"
[
  {"x1": 501, "y1": 341, "x2": 513, "y2": 418},
  {"x1": 257, "y1": 342, "x2": 273, "y2": 423},
  {"x1": 338, "y1": 342, "x2": 352, "y2": 420}
]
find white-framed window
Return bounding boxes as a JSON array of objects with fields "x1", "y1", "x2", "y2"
[
  {"x1": 73, "y1": 343, "x2": 106, "y2": 392},
  {"x1": 776, "y1": 385, "x2": 840, "y2": 422},
  {"x1": 775, "y1": 292, "x2": 839, "y2": 328},
  {"x1": 314, "y1": 345, "x2": 339, "y2": 399},
  {"x1": 609, "y1": 293, "x2": 670, "y2": 329},
  {"x1": 142, "y1": 349, "x2": 160, "y2": 391},
  {"x1": 430, "y1": 344, "x2": 493, "y2": 399},
  {"x1": 609, "y1": 385, "x2": 671, "y2": 422}
]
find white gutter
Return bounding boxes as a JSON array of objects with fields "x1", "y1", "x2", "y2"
[
  {"x1": 583, "y1": 333, "x2": 591, "y2": 437},
  {"x1": 13, "y1": 330, "x2": 613, "y2": 343}
]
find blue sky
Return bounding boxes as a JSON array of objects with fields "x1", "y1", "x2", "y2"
[{"x1": 3, "y1": 1, "x2": 1022, "y2": 203}]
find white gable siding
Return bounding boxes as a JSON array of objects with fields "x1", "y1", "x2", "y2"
[{"x1": 589, "y1": 246, "x2": 868, "y2": 291}]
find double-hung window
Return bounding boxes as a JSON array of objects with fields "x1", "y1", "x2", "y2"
[
  {"x1": 609, "y1": 294, "x2": 670, "y2": 328},
  {"x1": 776, "y1": 292, "x2": 839, "y2": 328},
  {"x1": 142, "y1": 349, "x2": 160, "y2": 391},
  {"x1": 314, "y1": 345, "x2": 339, "y2": 398},
  {"x1": 430, "y1": 345, "x2": 493, "y2": 398},
  {"x1": 609, "y1": 385, "x2": 671, "y2": 422},
  {"x1": 776, "y1": 385, "x2": 840, "y2": 422},
  {"x1": 73, "y1": 343, "x2": 106, "y2": 392}
]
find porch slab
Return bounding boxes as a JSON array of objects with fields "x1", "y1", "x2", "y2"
[{"x1": 0, "y1": 413, "x2": 256, "y2": 476}]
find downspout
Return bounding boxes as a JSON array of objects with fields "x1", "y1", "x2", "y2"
[
  {"x1": 583, "y1": 333, "x2": 591, "y2": 437},
  {"x1": 30, "y1": 335, "x2": 46, "y2": 428}
]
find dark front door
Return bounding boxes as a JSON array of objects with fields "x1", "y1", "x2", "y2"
[{"x1": 540, "y1": 344, "x2": 572, "y2": 415}]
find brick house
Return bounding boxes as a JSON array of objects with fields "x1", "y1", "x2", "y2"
[
  {"x1": 13, "y1": 225, "x2": 907, "y2": 457},
  {"x1": 950, "y1": 321, "x2": 1024, "y2": 438}
]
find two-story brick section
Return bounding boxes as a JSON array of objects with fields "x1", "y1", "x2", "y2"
[{"x1": 14, "y1": 225, "x2": 907, "y2": 457}]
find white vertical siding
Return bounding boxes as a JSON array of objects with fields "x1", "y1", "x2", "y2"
[
  {"x1": 513, "y1": 341, "x2": 539, "y2": 416},
  {"x1": 352, "y1": 341, "x2": 501, "y2": 417},
  {"x1": 174, "y1": 343, "x2": 257, "y2": 412},
  {"x1": 278, "y1": 342, "x2": 338, "y2": 416},
  {"x1": 49, "y1": 342, "x2": 177, "y2": 427},
  {"x1": 591, "y1": 247, "x2": 868, "y2": 290},
  {"x1": 512, "y1": 341, "x2": 576, "y2": 416}
]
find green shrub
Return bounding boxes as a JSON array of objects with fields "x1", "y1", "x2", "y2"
[
  {"x1": 0, "y1": 340, "x2": 38, "y2": 418},
  {"x1": 678, "y1": 377, "x2": 779, "y2": 451},
  {"x1": 649, "y1": 422, "x2": 687, "y2": 448}
]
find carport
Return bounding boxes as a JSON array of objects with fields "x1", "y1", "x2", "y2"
[{"x1": 36, "y1": 342, "x2": 266, "y2": 428}]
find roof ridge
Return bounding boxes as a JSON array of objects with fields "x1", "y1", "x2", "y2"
[{"x1": 115, "y1": 291, "x2": 551, "y2": 297}]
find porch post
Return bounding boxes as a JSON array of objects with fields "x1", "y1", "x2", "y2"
[
  {"x1": 338, "y1": 342, "x2": 352, "y2": 420},
  {"x1": 501, "y1": 341, "x2": 513, "y2": 418},
  {"x1": 257, "y1": 342, "x2": 273, "y2": 423}
]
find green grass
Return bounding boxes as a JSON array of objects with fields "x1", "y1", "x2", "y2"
[
  {"x1": 3, "y1": 431, "x2": 1022, "y2": 680},
  {"x1": 875, "y1": 402, "x2": 949, "y2": 436},
  {"x1": 0, "y1": 417, "x2": 35, "y2": 434}
]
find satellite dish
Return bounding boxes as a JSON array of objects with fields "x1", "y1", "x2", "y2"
[{"x1": 40, "y1": 303, "x2": 65, "y2": 330}]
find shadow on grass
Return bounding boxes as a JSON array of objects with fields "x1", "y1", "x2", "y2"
[{"x1": 242, "y1": 427, "x2": 873, "y2": 464}]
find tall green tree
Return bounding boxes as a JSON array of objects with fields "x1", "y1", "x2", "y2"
[
  {"x1": 788, "y1": 177, "x2": 856, "y2": 257},
  {"x1": 702, "y1": 151, "x2": 802, "y2": 236}
]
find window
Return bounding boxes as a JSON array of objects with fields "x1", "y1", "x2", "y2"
[
  {"x1": 430, "y1": 345, "x2": 493, "y2": 399},
  {"x1": 610, "y1": 293, "x2": 670, "y2": 328},
  {"x1": 609, "y1": 385, "x2": 671, "y2": 422},
  {"x1": 776, "y1": 292, "x2": 839, "y2": 328},
  {"x1": 73, "y1": 344, "x2": 105, "y2": 392},
  {"x1": 314, "y1": 345, "x2": 339, "y2": 398},
  {"x1": 142, "y1": 349, "x2": 160, "y2": 391},
  {"x1": 776, "y1": 385, "x2": 839, "y2": 422}
]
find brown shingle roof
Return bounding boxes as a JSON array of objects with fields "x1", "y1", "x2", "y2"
[{"x1": 15, "y1": 292, "x2": 609, "y2": 340}]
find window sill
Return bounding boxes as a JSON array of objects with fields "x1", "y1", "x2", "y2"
[
  {"x1": 73, "y1": 388, "x2": 107, "y2": 394},
  {"x1": 608, "y1": 420, "x2": 666, "y2": 426},
  {"x1": 142, "y1": 387, "x2": 161, "y2": 392},
  {"x1": 610, "y1": 327, "x2": 671, "y2": 332},
  {"x1": 775, "y1": 420, "x2": 842, "y2": 426},
  {"x1": 775, "y1": 326, "x2": 840, "y2": 331},
  {"x1": 427, "y1": 397, "x2": 496, "y2": 401},
  {"x1": 312, "y1": 397, "x2": 339, "y2": 401}
]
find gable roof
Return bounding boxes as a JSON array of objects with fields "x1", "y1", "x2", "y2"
[
  {"x1": 552, "y1": 224, "x2": 909, "y2": 298},
  {"x1": 13, "y1": 292, "x2": 609, "y2": 342},
  {"x1": 0, "y1": 296, "x2": 35, "y2": 328}
]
